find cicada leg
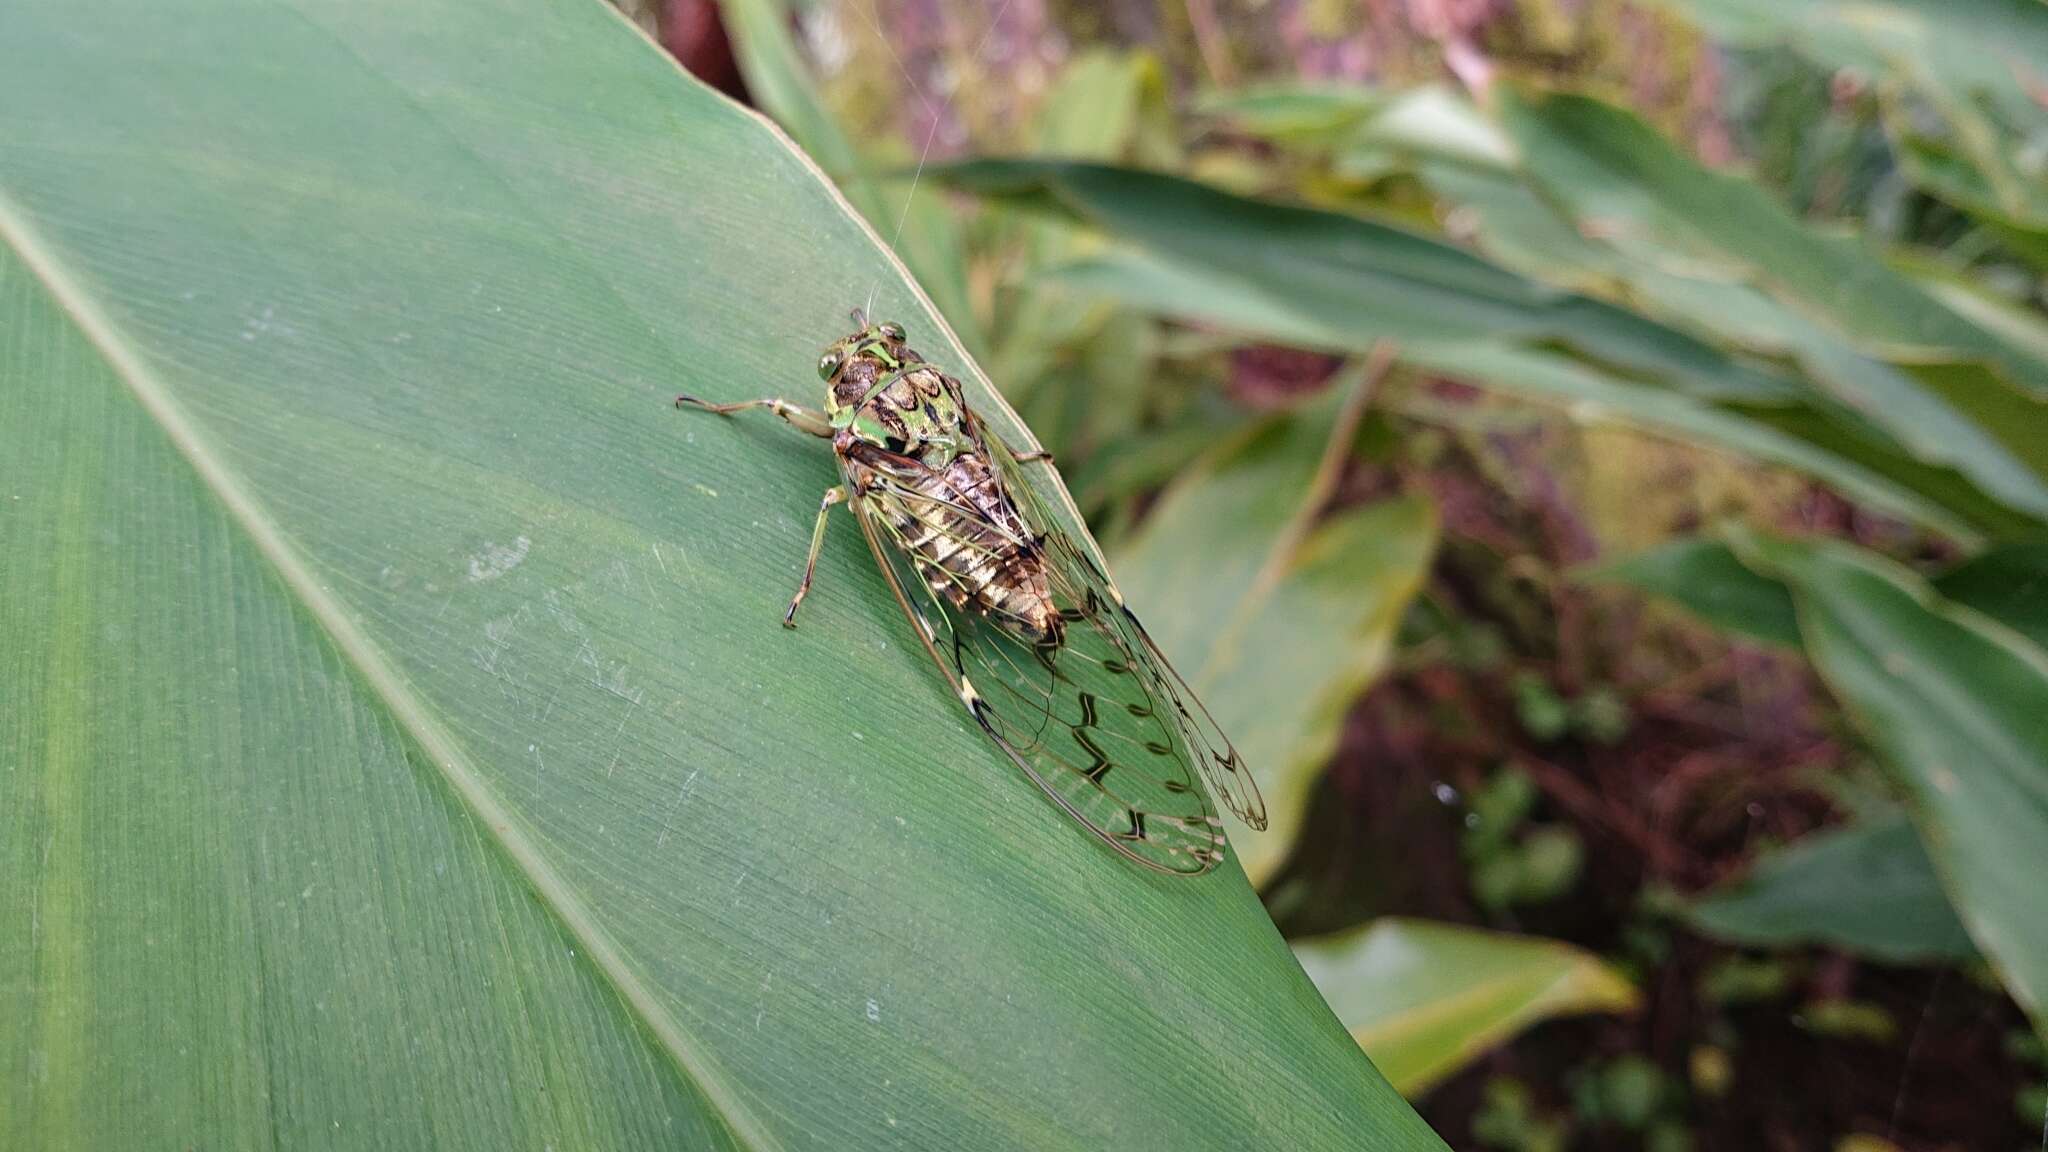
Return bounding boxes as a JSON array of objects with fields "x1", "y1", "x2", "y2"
[
  {"x1": 674, "y1": 394, "x2": 831, "y2": 438},
  {"x1": 784, "y1": 486, "x2": 847, "y2": 628}
]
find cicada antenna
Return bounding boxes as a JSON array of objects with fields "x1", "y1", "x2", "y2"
[{"x1": 850, "y1": 0, "x2": 1014, "y2": 324}]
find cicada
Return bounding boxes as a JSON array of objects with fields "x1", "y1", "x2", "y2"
[{"x1": 675, "y1": 310, "x2": 1265, "y2": 875}]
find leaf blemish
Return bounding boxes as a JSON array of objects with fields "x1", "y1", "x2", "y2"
[{"x1": 467, "y1": 535, "x2": 531, "y2": 582}]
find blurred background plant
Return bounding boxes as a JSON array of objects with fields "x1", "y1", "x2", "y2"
[{"x1": 622, "y1": 1, "x2": 2048, "y2": 1147}]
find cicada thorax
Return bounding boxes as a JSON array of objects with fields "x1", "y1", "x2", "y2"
[{"x1": 833, "y1": 356, "x2": 1063, "y2": 645}]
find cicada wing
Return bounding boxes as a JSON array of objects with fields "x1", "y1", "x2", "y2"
[
  {"x1": 976, "y1": 418, "x2": 1269, "y2": 833},
  {"x1": 846, "y1": 463, "x2": 1228, "y2": 876}
]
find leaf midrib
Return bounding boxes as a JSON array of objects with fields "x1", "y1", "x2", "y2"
[{"x1": 0, "y1": 182, "x2": 782, "y2": 1152}]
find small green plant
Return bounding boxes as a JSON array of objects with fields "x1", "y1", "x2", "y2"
[
  {"x1": 1471, "y1": 1077, "x2": 1570, "y2": 1152},
  {"x1": 1462, "y1": 764, "x2": 1585, "y2": 910}
]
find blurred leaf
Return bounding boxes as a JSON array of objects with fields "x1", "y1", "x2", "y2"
[
  {"x1": 938, "y1": 157, "x2": 1559, "y2": 341},
  {"x1": 1688, "y1": 815, "x2": 1978, "y2": 962},
  {"x1": 1342, "y1": 86, "x2": 1516, "y2": 172},
  {"x1": 1417, "y1": 161, "x2": 1638, "y2": 295},
  {"x1": 1293, "y1": 920, "x2": 1640, "y2": 1097},
  {"x1": 1035, "y1": 49, "x2": 1179, "y2": 166},
  {"x1": 1906, "y1": 361, "x2": 2048, "y2": 484},
  {"x1": 1065, "y1": 405, "x2": 1246, "y2": 514},
  {"x1": 1583, "y1": 537, "x2": 1802, "y2": 648},
  {"x1": 1195, "y1": 82, "x2": 1388, "y2": 144},
  {"x1": 1421, "y1": 157, "x2": 2048, "y2": 537},
  {"x1": 1727, "y1": 528, "x2": 2048, "y2": 1034},
  {"x1": 1699, "y1": 955, "x2": 1794, "y2": 1006},
  {"x1": 1472, "y1": 1078, "x2": 1571, "y2": 1152},
  {"x1": 1729, "y1": 399, "x2": 2047, "y2": 541},
  {"x1": 937, "y1": 159, "x2": 1863, "y2": 409},
  {"x1": 1653, "y1": 0, "x2": 2048, "y2": 136},
  {"x1": 1498, "y1": 86, "x2": 2047, "y2": 391},
  {"x1": 1512, "y1": 672, "x2": 1573, "y2": 743},
  {"x1": 990, "y1": 51, "x2": 1178, "y2": 451},
  {"x1": 1584, "y1": 1055, "x2": 1668, "y2": 1131},
  {"x1": 1799, "y1": 999, "x2": 1899, "y2": 1043},
  {"x1": 0, "y1": 3, "x2": 1451, "y2": 1146},
  {"x1": 721, "y1": 0, "x2": 985, "y2": 353},
  {"x1": 1402, "y1": 343, "x2": 1977, "y2": 539},
  {"x1": 1933, "y1": 542, "x2": 2048, "y2": 651},
  {"x1": 1052, "y1": 239, "x2": 1982, "y2": 534},
  {"x1": 1115, "y1": 372, "x2": 1439, "y2": 884},
  {"x1": 1892, "y1": 129, "x2": 2048, "y2": 273},
  {"x1": 1497, "y1": 88, "x2": 2048, "y2": 523},
  {"x1": 1917, "y1": 274, "x2": 2048, "y2": 369}
]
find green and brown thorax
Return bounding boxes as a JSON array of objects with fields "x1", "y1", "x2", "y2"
[{"x1": 819, "y1": 323, "x2": 1059, "y2": 641}]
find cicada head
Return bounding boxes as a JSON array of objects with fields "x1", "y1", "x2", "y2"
[{"x1": 818, "y1": 311, "x2": 915, "y2": 418}]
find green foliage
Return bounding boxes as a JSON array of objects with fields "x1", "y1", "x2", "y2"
[
  {"x1": 1699, "y1": 956, "x2": 1795, "y2": 1006},
  {"x1": 0, "y1": 3, "x2": 1454, "y2": 1148},
  {"x1": 1619, "y1": 526, "x2": 2048, "y2": 1026},
  {"x1": 1512, "y1": 673, "x2": 1573, "y2": 742},
  {"x1": 1931, "y1": 541, "x2": 2048, "y2": 651},
  {"x1": 720, "y1": 0, "x2": 987, "y2": 353},
  {"x1": 1471, "y1": 1077, "x2": 1571, "y2": 1152},
  {"x1": 1496, "y1": 86, "x2": 2048, "y2": 517},
  {"x1": 920, "y1": 34, "x2": 2048, "y2": 1058},
  {"x1": 906, "y1": 3, "x2": 2048, "y2": 1086},
  {"x1": 1728, "y1": 529, "x2": 2048, "y2": 1035},
  {"x1": 1584, "y1": 536, "x2": 1803, "y2": 647},
  {"x1": 1498, "y1": 86, "x2": 2043, "y2": 384},
  {"x1": 1654, "y1": 0, "x2": 2048, "y2": 143},
  {"x1": 1292, "y1": 919, "x2": 1639, "y2": 1096},
  {"x1": 1113, "y1": 378, "x2": 1440, "y2": 882},
  {"x1": 20, "y1": 0, "x2": 2027, "y2": 1140},
  {"x1": 934, "y1": 159, "x2": 2002, "y2": 537},
  {"x1": 1687, "y1": 814, "x2": 1978, "y2": 962},
  {"x1": 1575, "y1": 1054, "x2": 1669, "y2": 1131},
  {"x1": 1462, "y1": 765, "x2": 1585, "y2": 911},
  {"x1": 1797, "y1": 1000, "x2": 1897, "y2": 1044}
]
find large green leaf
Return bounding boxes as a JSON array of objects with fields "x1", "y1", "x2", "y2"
[
  {"x1": 1292, "y1": 920, "x2": 1639, "y2": 1097},
  {"x1": 0, "y1": 3, "x2": 1446, "y2": 1149},
  {"x1": 1113, "y1": 371, "x2": 1440, "y2": 884},
  {"x1": 1728, "y1": 529, "x2": 2048, "y2": 1034},
  {"x1": 1687, "y1": 815, "x2": 1978, "y2": 963}
]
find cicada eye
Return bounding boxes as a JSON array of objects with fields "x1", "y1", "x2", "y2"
[
  {"x1": 879, "y1": 321, "x2": 906, "y2": 342},
  {"x1": 817, "y1": 350, "x2": 843, "y2": 381}
]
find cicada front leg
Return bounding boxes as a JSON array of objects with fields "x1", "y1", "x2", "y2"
[{"x1": 674, "y1": 394, "x2": 831, "y2": 438}]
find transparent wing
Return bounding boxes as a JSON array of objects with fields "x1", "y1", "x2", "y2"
[
  {"x1": 847, "y1": 474, "x2": 1229, "y2": 876},
  {"x1": 976, "y1": 422, "x2": 1269, "y2": 833},
  {"x1": 843, "y1": 439, "x2": 1262, "y2": 876}
]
